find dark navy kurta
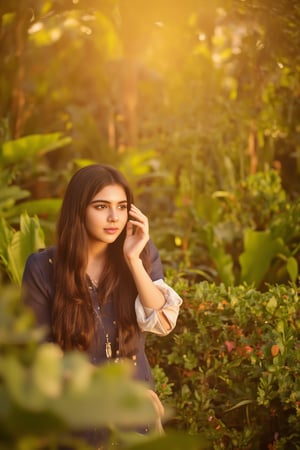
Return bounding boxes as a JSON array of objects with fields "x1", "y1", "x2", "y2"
[{"x1": 22, "y1": 240, "x2": 164, "y2": 387}]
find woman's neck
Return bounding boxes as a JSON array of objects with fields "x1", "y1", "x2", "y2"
[{"x1": 86, "y1": 244, "x2": 108, "y2": 282}]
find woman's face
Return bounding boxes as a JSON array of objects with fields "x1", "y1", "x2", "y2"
[{"x1": 85, "y1": 184, "x2": 128, "y2": 245}]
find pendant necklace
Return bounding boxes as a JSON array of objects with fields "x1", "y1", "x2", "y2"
[
  {"x1": 87, "y1": 275, "x2": 113, "y2": 359},
  {"x1": 94, "y1": 302, "x2": 113, "y2": 359},
  {"x1": 87, "y1": 275, "x2": 137, "y2": 366}
]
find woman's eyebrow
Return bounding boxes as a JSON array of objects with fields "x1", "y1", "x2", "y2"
[{"x1": 90, "y1": 199, "x2": 127, "y2": 205}]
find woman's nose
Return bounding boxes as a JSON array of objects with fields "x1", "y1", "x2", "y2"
[{"x1": 108, "y1": 209, "x2": 119, "y2": 222}]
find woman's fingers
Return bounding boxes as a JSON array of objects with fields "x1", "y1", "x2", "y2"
[
  {"x1": 129, "y1": 204, "x2": 149, "y2": 233},
  {"x1": 124, "y1": 204, "x2": 150, "y2": 259},
  {"x1": 146, "y1": 389, "x2": 165, "y2": 418}
]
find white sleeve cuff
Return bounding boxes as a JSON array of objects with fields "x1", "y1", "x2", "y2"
[{"x1": 135, "y1": 279, "x2": 183, "y2": 335}]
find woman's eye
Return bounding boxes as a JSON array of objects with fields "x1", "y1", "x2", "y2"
[
  {"x1": 118, "y1": 204, "x2": 127, "y2": 210},
  {"x1": 96, "y1": 204, "x2": 106, "y2": 209}
]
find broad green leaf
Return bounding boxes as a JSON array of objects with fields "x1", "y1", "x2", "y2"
[
  {"x1": 195, "y1": 194, "x2": 221, "y2": 224},
  {"x1": 1, "y1": 133, "x2": 71, "y2": 164},
  {"x1": 286, "y1": 256, "x2": 298, "y2": 283},
  {"x1": 204, "y1": 226, "x2": 234, "y2": 286},
  {"x1": 2, "y1": 349, "x2": 156, "y2": 430},
  {"x1": 0, "y1": 218, "x2": 13, "y2": 262},
  {"x1": 33, "y1": 344, "x2": 64, "y2": 398},
  {"x1": 239, "y1": 230, "x2": 284, "y2": 286},
  {"x1": 5, "y1": 198, "x2": 62, "y2": 221},
  {"x1": 7, "y1": 213, "x2": 45, "y2": 285},
  {"x1": 0, "y1": 185, "x2": 30, "y2": 210},
  {"x1": 48, "y1": 363, "x2": 156, "y2": 429}
]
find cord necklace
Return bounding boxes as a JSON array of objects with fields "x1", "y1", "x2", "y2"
[
  {"x1": 87, "y1": 276, "x2": 113, "y2": 359},
  {"x1": 87, "y1": 275, "x2": 137, "y2": 366}
]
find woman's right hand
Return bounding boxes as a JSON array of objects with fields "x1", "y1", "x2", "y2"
[{"x1": 146, "y1": 389, "x2": 165, "y2": 434}]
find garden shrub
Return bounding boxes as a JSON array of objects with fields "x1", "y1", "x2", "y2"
[
  {"x1": 0, "y1": 284, "x2": 212, "y2": 450},
  {"x1": 148, "y1": 276, "x2": 300, "y2": 449},
  {"x1": 154, "y1": 169, "x2": 300, "y2": 289}
]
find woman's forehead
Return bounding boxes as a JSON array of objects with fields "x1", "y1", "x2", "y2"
[{"x1": 91, "y1": 184, "x2": 127, "y2": 202}]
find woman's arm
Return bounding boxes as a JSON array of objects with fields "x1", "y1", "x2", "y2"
[
  {"x1": 124, "y1": 205, "x2": 182, "y2": 334},
  {"x1": 124, "y1": 204, "x2": 167, "y2": 310},
  {"x1": 135, "y1": 278, "x2": 183, "y2": 335},
  {"x1": 126, "y1": 257, "x2": 166, "y2": 310},
  {"x1": 21, "y1": 250, "x2": 54, "y2": 339}
]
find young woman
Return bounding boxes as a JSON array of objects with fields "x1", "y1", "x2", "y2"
[{"x1": 22, "y1": 164, "x2": 182, "y2": 446}]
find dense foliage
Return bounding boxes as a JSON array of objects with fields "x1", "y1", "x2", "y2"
[
  {"x1": 148, "y1": 277, "x2": 300, "y2": 449},
  {"x1": 0, "y1": 0, "x2": 299, "y2": 448},
  {"x1": 1, "y1": 0, "x2": 299, "y2": 287},
  {"x1": 0, "y1": 286, "x2": 161, "y2": 449}
]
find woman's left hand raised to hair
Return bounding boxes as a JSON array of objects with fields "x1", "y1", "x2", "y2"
[{"x1": 124, "y1": 204, "x2": 150, "y2": 262}]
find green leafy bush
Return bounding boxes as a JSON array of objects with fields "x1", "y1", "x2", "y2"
[
  {"x1": 148, "y1": 276, "x2": 300, "y2": 449},
  {"x1": 0, "y1": 286, "x2": 161, "y2": 450},
  {"x1": 155, "y1": 169, "x2": 300, "y2": 289},
  {"x1": 0, "y1": 133, "x2": 72, "y2": 246},
  {"x1": 0, "y1": 283, "x2": 211, "y2": 450},
  {"x1": 0, "y1": 213, "x2": 45, "y2": 286}
]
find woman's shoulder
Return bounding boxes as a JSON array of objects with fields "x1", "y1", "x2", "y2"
[
  {"x1": 22, "y1": 247, "x2": 56, "y2": 299},
  {"x1": 25, "y1": 246, "x2": 56, "y2": 271}
]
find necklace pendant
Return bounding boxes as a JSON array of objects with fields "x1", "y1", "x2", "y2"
[{"x1": 105, "y1": 334, "x2": 112, "y2": 359}]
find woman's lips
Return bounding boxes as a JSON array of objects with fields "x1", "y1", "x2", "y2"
[{"x1": 104, "y1": 228, "x2": 119, "y2": 234}]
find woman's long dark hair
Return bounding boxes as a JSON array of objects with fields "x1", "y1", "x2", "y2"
[{"x1": 52, "y1": 164, "x2": 150, "y2": 356}]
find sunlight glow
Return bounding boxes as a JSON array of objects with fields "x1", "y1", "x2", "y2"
[
  {"x1": 198, "y1": 33, "x2": 206, "y2": 42},
  {"x1": 28, "y1": 22, "x2": 43, "y2": 34}
]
